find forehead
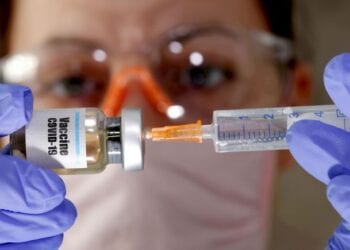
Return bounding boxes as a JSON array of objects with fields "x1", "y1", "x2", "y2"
[{"x1": 9, "y1": 0, "x2": 269, "y2": 52}]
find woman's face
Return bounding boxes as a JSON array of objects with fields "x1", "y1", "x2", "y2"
[{"x1": 7, "y1": 0, "x2": 286, "y2": 126}]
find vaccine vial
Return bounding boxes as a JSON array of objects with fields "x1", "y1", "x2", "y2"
[{"x1": 10, "y1": 108, "x2": 144, "y2": 174}]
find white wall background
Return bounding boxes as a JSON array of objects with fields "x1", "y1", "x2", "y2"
[{"x1": 296, "y1": 0, "x2": 350, "y2": 104}]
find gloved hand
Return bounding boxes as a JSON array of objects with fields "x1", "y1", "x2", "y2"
[
  {"x1": 287, "y1": 53, "x2": 350, "y2": 249},
  {"x1": 0, "y1": 84, "x2": 77, "y2": 250}
]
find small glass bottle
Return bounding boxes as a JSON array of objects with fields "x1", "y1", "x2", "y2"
[{"x1": 10, "y1": 108, "x2": 144, "y2": 174}]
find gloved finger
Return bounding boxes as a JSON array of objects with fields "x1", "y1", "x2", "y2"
[
  {"x1": 286, "y1": 120, "x2": 350, "y2": 184},
  {"x1": 0, "y1": 234, "x2": 63, "y2": 250},
  {"x1": 0, "y1": 155, "x2": 66, "y2": 214},
  {"x1": 0, "y1": 84, "x2": 33, "y2": 136},
  {"x1": 327, "y1": 221, "x2": 350, "y2": 250},
  {"x1": 324, "y1": 53, "x2": 350, "y2": 118},
  {"x1": 327, "y1": 175, "x2": 350, "y2": 222},
  {"x1": 0, "y1": 200, "x2": 76, "y2": 244}
]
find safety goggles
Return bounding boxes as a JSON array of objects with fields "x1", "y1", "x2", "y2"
[{"x1": 0, "y1": 25, "x2": 294, "y2": 124}]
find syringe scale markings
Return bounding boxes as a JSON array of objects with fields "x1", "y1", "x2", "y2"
[
  {"x1": 213, "y1": 105, "x2": 347, "y2": 152},
  {"x1": 218, "y1": 127, "x2": 285, "y2": 143},
  {"x1": 149, "y1": 104, "x2": 349, "y2": 153}
]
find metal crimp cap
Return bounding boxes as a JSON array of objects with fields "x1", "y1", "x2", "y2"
[{"x1": 121, "y1": 108, "x2": 144, "y2": 171}]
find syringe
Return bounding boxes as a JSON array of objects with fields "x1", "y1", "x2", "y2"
[{"x1": 146, "y1": 105, "x2": 350, "y2": 153}]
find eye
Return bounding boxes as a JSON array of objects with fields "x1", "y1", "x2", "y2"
[
  {"x1": 50, "y1": 74, "x2": 104, "y2": 97},
  {"x1": 180, "y1": 64, "x2": 234, "y2": 89},
  {"x1": 34, "y1": 56, "x2": 110, "y2": 105},
  {"x1": 154, "y1": 53, "x2": 236, "y2": 95}
]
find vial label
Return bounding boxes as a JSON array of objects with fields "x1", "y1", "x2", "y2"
[{"x1": 25, "y1": 108, "x2": 87, "y2": 169}]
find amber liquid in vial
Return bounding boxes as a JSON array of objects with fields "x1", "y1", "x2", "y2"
[
  {"x1": 11, "y1": 108, "x2": 109, "y2": 174},
  {"x1": 11, "y1": 108, "x2": 143, "y2": 173},
  {"x1": 57, "y1": 108, "x2": 108, "y2": 174}
]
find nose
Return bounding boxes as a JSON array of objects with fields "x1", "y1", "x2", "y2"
[{"x1": 100, "y1": 66, "x2": 185, "y2": 125}]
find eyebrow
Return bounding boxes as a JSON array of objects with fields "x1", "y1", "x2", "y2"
[
  {"x1": 43, "y1": 37, "x2": 106, "y2": 52},
  {"x1": 164, "y1": 24, "x2": 239, "y2": 41}
]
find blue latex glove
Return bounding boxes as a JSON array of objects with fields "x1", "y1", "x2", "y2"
[
  {"x1": 0, "y1": 84, "x2": 77, "y2": 249},
  {"x1": 287, "y1": 53, "x2": 350, "y2": 249}
]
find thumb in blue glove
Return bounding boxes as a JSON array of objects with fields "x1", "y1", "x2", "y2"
[
  {"x1": 327, "y1": 175, "x2": 350, "y2": 249},
  {"x1": 0, "y1": 84, "x2": 77, "y2": 249},
  {"x1": 0, "y1": 83, "x2": 33, "y2": 136},
  {"x1": 287, "y1": 53, "x2": 350, "y2": 249}
]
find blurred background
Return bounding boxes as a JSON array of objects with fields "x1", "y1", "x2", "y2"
[{"x1": 270, "y1": 0, "x2": 350, "y2": 249}]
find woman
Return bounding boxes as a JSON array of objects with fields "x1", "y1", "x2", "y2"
[{"x1": 0, "y1": 0, "x2": 311, "y2": 249}]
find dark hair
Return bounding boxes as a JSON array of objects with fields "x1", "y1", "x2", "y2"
[
  {"x1": 0, "y1": 0, "x2": 293, "y2": 55},
  {"x1": 260, "y1": 0, "x2": 293, "y2": 39},
  {"x1": 0, "y1": 0, "x2": 12, "y2": 56}
]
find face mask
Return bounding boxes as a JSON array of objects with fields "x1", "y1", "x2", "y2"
[{"x1": 62, "y1": 140, "x2": 277, "y2": 250}]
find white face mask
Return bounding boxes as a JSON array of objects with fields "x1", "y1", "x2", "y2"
[{"x1": 62, "y1": 140, "x2": 277, "y2": 250}]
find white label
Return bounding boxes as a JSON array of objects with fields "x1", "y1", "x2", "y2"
[{"x1": 25, "y1": 109, "x2": 87, "y2": 169}]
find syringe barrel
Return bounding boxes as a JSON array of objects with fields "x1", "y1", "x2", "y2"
[{"x1": 212, "y1": 104, "x2": 348, "y2": 153}]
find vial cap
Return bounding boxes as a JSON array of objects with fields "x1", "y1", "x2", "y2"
[{"x1": 121, "y1": 108, "x2": 144, "y2": 171}]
